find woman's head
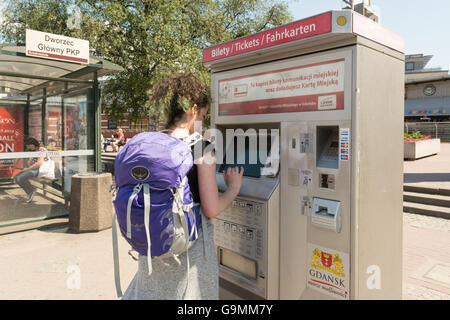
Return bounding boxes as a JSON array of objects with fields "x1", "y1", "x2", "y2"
[
  {"x1": 151, "y1": 73, "x2": 209, "y2": 133},
  {"x1": 25, "y1": 137, "x2": 40, "y2": 151}
]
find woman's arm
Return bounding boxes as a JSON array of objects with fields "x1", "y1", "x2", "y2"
[
  {"x1": 197, "y1": 151, "x2": 243, "y2": 219},
  {"x1": 23, "y1": 157, "x2": 44, "y2": 171}
]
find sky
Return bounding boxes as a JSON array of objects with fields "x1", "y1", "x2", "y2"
[
  {"x1": 288, "y1": 0, "x2": 450, "y2": 71},
  {"x1": 1, "y1": 1, "x2": 448, "y2": 70}
]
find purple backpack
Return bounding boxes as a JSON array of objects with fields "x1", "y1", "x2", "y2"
[{"x1": 111, "y1": 131, "x2": 206, "y2": 297}]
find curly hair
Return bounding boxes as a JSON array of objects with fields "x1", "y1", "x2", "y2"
[
  {"x1": 151, "y1": 73, "x2": 209, "y2": 129},
  {"x1": 25, "y1": 137, "x2": 40, "y2": 148}
]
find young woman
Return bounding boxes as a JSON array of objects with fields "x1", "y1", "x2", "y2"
[
  {"x1": 122, "y1": 73, "x2": 243, "y2": 300},
  {"x1": 111, "y1": 128, "x2": 125, "y2": 152},
  {"x1": 13, "y1": 137, "x2": 47, "y2": 203}
]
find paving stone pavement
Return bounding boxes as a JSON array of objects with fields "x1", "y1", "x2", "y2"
[
  {"x1": 0, "y1": 212, "x2": 446, "y2": 300},
  {"x1": 0, "y1": 144, "x2": 449, "y2": 300},
  {"x1": 403, "y1": 212, "x2": 450, "y2": 300},
  {"x1": 0, "y1": 219, "x2": 136, "y2": 300},
  {"x1": 403, "y1": 212, "x2": 450, "y2": 233},
  {"x1": 402, "y1": 142, "x2": 450, "y2": 300}
]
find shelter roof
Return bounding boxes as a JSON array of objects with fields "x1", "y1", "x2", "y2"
[{"x1": 0, "y1": 44, "x2": 123, "y2": 96}]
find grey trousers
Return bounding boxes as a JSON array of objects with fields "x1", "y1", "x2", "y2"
[
  {"x1": 14, "y1": 169, "x2": 39, "y2": 195},
  {"x1": 122, "y1": 219, "x2": 219, "y2": 300}
]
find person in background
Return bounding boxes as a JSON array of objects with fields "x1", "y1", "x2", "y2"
[
  {"x1": 13, "y1": 137, "x2": 47, "y2": 203},
  {"x1": 111, "y1": 128, "x2": 125, "y2": 152},
  {"x1": 102, "y1": 133, "x2": 111, "y2": 152}
]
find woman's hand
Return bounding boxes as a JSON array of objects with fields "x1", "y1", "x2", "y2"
[{"x1": 223, "y1": 166, "x2": 244, "y2": 195}]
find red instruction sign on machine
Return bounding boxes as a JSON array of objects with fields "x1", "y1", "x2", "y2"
[
  {"x1": 218, "y1": 58, "x2": 345, "y2": 116},
  {"x1": 203, "y1": 12, "x2": 332, "y2": 63}
]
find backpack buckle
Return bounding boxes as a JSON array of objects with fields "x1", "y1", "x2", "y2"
[{"x1": 133, "y1": 183, "x2": 143, "y2": 193}]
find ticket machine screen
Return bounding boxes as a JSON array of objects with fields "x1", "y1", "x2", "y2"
[
  {"x1": 219, "y1": 135, "x2": 274, "y2": 178},
  {"x1": 320, "y1": 140, "x2": 339, "y2": 161},
  {"x1": 317, "y1": 126, "x2": 339, "y2": 169}
]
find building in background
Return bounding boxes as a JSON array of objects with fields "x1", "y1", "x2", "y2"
[
  {"x1": 99, "y1": 79, "x2": 151, "y2": 141},
  {"x1": 101, "y1": 113, "x2": 150, "y2": 141},
  {"x1": 405, "y1": 54, "x2": 450, "y2": 122}
]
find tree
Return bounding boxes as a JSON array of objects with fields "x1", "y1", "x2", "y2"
[{"x1": 1, "y1": 0, "x2": 292, "y2": 128}]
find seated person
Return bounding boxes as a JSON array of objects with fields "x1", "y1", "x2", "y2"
[
  {"x1": 13, "y1": 137, "x2": 47, "y2": 203},
  {"x1": 102, "y1": 134, "x2": 112, "y2": 152},
  {"x1": 111, "y1": 128, "x2": 125, "y2": 152}
]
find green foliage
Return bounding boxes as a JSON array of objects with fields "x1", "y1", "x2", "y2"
[
  {"x1": 404, "y1": 131, "x2": 424, "y2": 140},
  {"x1": 404, "y1": 131, "x2": 432, "y2": 142},
  {"x1": 1, "y1": 0, "x2": 292, "y2": 128}
]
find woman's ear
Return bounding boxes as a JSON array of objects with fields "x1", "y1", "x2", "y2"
[{"x1": 191, "y1": 104, "x2": 198, "y2": 114}]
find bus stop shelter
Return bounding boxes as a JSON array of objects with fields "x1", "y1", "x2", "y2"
[{"x1": 0, "y1": 44, "x2": 122, "y2": 227}]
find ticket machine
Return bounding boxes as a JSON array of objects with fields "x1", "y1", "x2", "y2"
[{"x1": 203, "y1": 10, "x2": 404, "y2": 300}]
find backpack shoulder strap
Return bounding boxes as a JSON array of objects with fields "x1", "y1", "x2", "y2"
[
  {"x1": 112, "y1": 206, "x2": 123, "y2": 298},
  {"x1": 126, "y1": 184, "x2": 143, "y2": 239},
  {"x1": 143, "y1": 183, "x2": 152, "y2": 275},
  {"x1": 181, "y1": 132, "x2": 203, "y2": 148},
  {"x1": 171, "y1": 176, "x2": 192, "y2": 252}
]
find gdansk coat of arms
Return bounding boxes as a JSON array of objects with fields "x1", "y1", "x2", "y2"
[{"x1": 310, "y1": 248, "x2": 345, "y2": 277}]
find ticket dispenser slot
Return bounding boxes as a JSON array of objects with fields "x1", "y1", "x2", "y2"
[{"x1": 311, "y1": 197, "x2": 342, "y2": 233}]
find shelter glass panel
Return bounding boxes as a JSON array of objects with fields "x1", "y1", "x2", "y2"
[
  {"x1": 0, "y1": 87, "x2": 95, "y2": 226},
  {"x1": 62, "y1": 91, "x2": 95, "y2": 194},
  {"x1": 29, "y1": 99, "x2": 42, "y2": 142},
  {"x1": 0, "y1": 99, "x2": 68, "y2": 226}
]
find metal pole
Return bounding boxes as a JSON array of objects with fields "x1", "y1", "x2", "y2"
[
  {"x1": 93, "y1": 71, "x2": 102, "y2": 172},
  {"x1": 25, "y1": 94, "x2": 30, "y2": 139},
  {"x1": 42, "y1": 88, "x2": 47, "y2": 146},
  {"x1": 62, "y1": 82, "x2": 67, "y2": 194}
]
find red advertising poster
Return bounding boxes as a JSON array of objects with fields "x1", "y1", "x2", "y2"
[
  {"x1": 47, "y1": 107, "x2": 62, "y2": 150},
  {"x1": 28, "y1": 105, "x2": 42, "y2": 142},
  {"x1": 203, "y1": 12, "x2": 332, "y2": 63},
  {"x1": 218, "y1": 59, "x2": 345, "y2": 116},
  {"x1": 0, "y1": 107, "x2": 24, "y2": 178}
]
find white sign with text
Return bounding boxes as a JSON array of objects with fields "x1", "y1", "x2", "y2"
[{"x1": 26, "y1": 29, "x2": 89, "y2": 64}]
